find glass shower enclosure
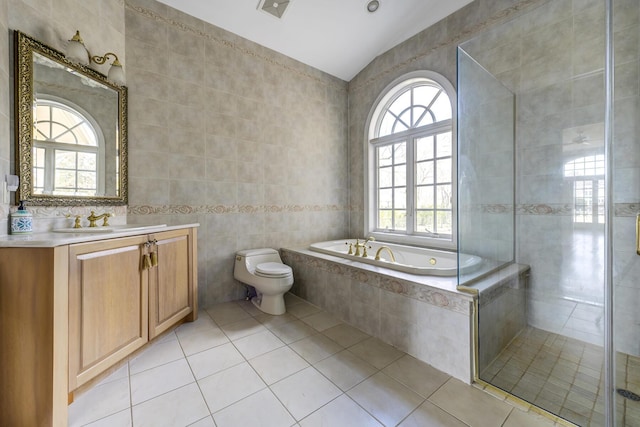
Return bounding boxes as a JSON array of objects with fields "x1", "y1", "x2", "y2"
[{"x1": 457, "y1": 0, "x2": 639, "y2": 425}]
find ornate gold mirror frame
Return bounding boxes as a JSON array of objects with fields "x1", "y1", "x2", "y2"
[{"x1": 14, "y1": 30, "x2": 128, "y2": 206}]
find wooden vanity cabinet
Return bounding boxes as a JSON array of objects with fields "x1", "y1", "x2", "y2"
[
  {"x1": 148, "y1": 228, "x2": 196, "y2": 339},
  {"x1": 68, "y1": 234, "x2": 150, "y2": 390},
  {"x1": 0, "y1": 226, "x2": 197, "y2": 427},
  {"x1": 69, "y1": 228, "x2": 197, "y2": 390}
]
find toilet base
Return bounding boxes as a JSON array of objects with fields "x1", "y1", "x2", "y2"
[{"x1": 251, "y1": 293, "x2": 286, "y2": 316}]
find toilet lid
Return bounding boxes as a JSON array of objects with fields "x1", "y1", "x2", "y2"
[{"x1": 255, "y1": 262, "x2": 292, "y2": 277}]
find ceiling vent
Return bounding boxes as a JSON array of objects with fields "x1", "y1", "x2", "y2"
[{"x1": 257, "y1": 0, "x2": 291, "y2": 19}]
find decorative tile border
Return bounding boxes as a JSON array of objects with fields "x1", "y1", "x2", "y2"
[
  {"x1": 616, "y1": 203, "x2": 640, "y2": 217},
  {"x1": 8, "y1": 205, "x2": 127, "y2": 218},
  {"x1": 281, "y1": 249, "x2": 472, "y2": 315},
  {"x1": 124, "y1": 1, "x2": 346, "y2": 89},
  {"x1": 128, "y1": 204, "x2": 345, "y2": 215}
]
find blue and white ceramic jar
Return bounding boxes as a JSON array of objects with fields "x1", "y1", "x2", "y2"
[{"x1": 10, "y1": 200, "x2": 33, "y2": 234}]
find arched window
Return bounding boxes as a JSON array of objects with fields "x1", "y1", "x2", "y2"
[
  {"x1": 564, "y1": 154, "x2": 605, "y2": 224},
  {"x1": 366, "y1": 71, "x2": 456, "y2": 248},
  {"x1": 32, "y1": 98, "x2": 104, "y2": 196}
]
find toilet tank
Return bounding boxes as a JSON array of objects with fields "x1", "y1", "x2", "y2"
[{"x1": 236, "y1": 248, "x2": 283, "y2": 272}]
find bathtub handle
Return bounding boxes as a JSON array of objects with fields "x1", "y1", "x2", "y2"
[{"x1": 346, "y1": 242, "x2": 353, "y2": 255}]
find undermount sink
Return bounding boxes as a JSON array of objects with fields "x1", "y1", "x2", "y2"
[{"x1": 53, "y1": 224, "x2": 167, "y2": 233}]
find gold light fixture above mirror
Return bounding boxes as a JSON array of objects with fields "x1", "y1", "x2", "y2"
[{"x1": 66, "y1": 30, "x2": 125, "y2": 85}]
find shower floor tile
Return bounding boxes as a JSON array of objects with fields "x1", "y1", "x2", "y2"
[{"x1": 481, "y1": 326, "x2": 640, "y2": 426}]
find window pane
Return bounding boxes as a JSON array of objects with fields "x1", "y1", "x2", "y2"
[
  {"x1": 389, "y1": 90, "x2": 411, "y2": 116},
  {"x1": 436, "y1": 158, "x2": 452, "y2": 184},
  {"x1": 436, "y1": 132, "x2": 452, "y2": 158},
  {"x1": 394, "y1": 187, "x2": 406, "y2": 209},
  {"x1": 431, "y1": 91, "x2": 452, "y2": 120},
  {"x1": 416, "y1": 186, "x2": 434, "y2": 209},
  {"x1": 437, "y1": 185, "x2": 452, "y2": 209},
  {"x1": 416, "y1": 161, "x2": 434, "y2": 185},
  {"x1": 77, "y1": 171, "x2": 96, "y2": 189},
  {"x1": 379, "y1": 166, "x2": 393, "y2": 188},
  {"x1": 379, "y1": 113, "x2": 396, "y2": 137},
  {"x1": 395, "y1": 111, "x2": 411, "y2": 133},
  {"x1": 34, "y1": 168, "x2": 44, "y2": 189},
  {"x1": 412, "y1": 106, "x2": 428, "y2": 128},
  {"x1": 33, "y1": 147, "x2": 45, "y2": 166},
  {"x1": 51, "y1": 123, "x2": 76, "y2": 143},
  {"x1": 378, "y1": 210, "x2": 393, "y2": 229},
  {"x1": 416, "y1": 210, "x2": 434, "y2": 232},
  {"x1": 56, "y1": 150, "x2": 77, "y2": 169},
  {"x1": 394, "y1": 165, "x2": 406, "y2": 187},
  {"x1": 76, "y1": 123, "x2": 98, "y2": 146},
  {"x1": 379, "y1": 188, "x2": 392, "y2": 209},
  {"x1": 55, "y1": 170, "x2": 76, "y2": 188},
  {"x1": 378, "y1": 145, "x2": 393, "y2": 167},
  {"x1": 436, "y1": 211, "x2": 453, "y2": 234},
  {"x1": 394, "y1": 142, "x2": 406, "y2": 164},
  {"x1": 394, "y1": 211, "x2": 407, "y2": 230},
  {"x1": 34, "y1": 121, "x2": 50, "y2": 140},
  {"x1": 416, "y1": 136, "x2": 434, "y2": 161},
  {"x1": 413, "y1": 85, "x2": 439, "y2": 108},
  {"x1": 78, "y1": 152, "x2": 97, "y2": 170},
  {"x1": 415, "y1": 111, "x2": 434, "y2": 127}
]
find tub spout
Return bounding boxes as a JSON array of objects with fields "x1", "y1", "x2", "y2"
[{"x1": 375, "y1": 246, "x2": 396, "y2": 262}]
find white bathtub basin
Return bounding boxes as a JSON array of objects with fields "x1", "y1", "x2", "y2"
[{"x1": 309, "y1": 239, "x2": 482, "y2": 276}]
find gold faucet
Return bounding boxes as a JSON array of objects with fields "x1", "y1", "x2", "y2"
[
  {"x1": 87, "y1": 211, "x2": 113, "y2": 227},
  {"x1": 375, "y1": 246, "x2": 396, "y2": 262},
  {"x1": 353, "y1": 236, "x2": 375, "y2": 257},
  {"x1": 65, "y1": 214, "x2": 83, "y2": 228}
]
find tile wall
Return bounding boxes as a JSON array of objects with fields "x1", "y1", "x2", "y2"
[{"x1": 124, "y1": 0, "x2": 349, "y2": 307}]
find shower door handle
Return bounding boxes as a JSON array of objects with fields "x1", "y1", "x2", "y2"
[{"x1": 636, "y1": 214, "x2": 640, "y2": 255}]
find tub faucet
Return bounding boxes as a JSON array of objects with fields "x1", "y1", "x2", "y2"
[
  {"x1": 375, "y1": 246, "x2": 396, "y2": 263},
  {"x1": 354, "y1": 237, "x2": 374, "y2": 257},
  {"x1": 87, "y1": 211, "x2": 113, "y2": 227}
]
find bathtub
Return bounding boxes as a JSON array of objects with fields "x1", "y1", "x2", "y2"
[{"x1": 308, "y1": 239, "x2": 482, "y2": 276}]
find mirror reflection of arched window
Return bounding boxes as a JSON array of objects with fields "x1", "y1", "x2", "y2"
[
  {"x1": 32, "y1": 98, "x2": 105, "y2": 196},
  {"x1": 564, "y1": 154, "x2": 605, "y2": 224}
]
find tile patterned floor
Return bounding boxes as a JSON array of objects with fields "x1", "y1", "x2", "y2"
[
  {"x1": 481, "y1": 326, "x2": 640, "y2": 426},
  {"x1": 69, "y1": 294, "x2": 556, "y2": 426}
]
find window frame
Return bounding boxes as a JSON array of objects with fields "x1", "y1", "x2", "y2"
[
  {"x1": 564, "y1": 154, "x2": 605, "y2": 226},
  {"x1": 364, "y1": 71, "x2": 457, "y2": 249}
]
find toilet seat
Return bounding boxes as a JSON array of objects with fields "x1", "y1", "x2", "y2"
[{"x1": 255, "y1": 262, "x2": 292, "y2": 278}]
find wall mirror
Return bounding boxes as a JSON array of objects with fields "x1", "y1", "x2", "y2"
[{"x1": 14, "y1": 30, "x2": 127, "y2": 206}]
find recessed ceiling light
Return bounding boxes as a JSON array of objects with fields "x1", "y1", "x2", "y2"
[{"x1": 367, "y1": 0, "x2": 380, "y2": 13}]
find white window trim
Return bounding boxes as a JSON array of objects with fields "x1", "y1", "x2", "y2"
[{"x1": 364, "y1": 70, "x2": 457, "y2": 250}]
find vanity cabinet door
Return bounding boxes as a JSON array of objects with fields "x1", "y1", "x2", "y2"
[
  {"x1": 68, "y1": 235, "x2": 149, "y2": 390},
  {"x1": 148, "y1": 228, "x2": 197, "y2": 339}
]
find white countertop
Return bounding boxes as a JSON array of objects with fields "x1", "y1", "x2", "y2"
[{"x1": 0, "y1": 223, "x2": 199, "y2": 248}]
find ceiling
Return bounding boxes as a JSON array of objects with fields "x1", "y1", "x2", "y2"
[{"x1": 155, "y1": 0, "x2": 473, "y2": 81}]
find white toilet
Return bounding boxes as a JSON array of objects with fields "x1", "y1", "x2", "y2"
[{"x1": 234, "y1": 248, "x2": 294, "y2": 315}]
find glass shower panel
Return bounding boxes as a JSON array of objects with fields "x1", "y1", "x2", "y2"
[
  {"x1": 612, "y1": 0, "x2": 640, "y2": 424},
  {"x1": 457, "y1": 1, "x2": 609, "y2": 425},
  {"x1": 457, "y1": 48, "x2": 515, "y2": 282}
]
